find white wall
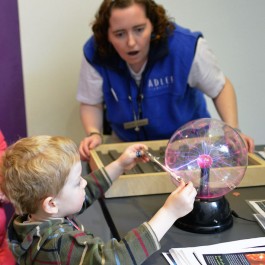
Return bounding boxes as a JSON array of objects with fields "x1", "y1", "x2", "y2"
[
  {"x1": 18, "y1": 0, "x2": 265, "y2": 145},
  {"x1": 18, "y1": 1, "x2": 95, "y2": 143}
]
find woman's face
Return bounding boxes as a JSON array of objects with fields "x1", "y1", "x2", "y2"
[{"x1": 108, "y1": 3, "x2": 153, "y2": 73}]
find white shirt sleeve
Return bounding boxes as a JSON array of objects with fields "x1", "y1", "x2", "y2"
[
  {"x1": 188, "y1": 38, "x2": 225, "y2": 99},
  {"x1": 76, "y1": 55, "x2": 104, "y2": 105}
]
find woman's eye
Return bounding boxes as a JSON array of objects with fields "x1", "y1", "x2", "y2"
[
  {"x1": 114, "y1": 32, "x2": 124, "y2": 38},
  {"x1": 135, "y1": 27, "x2": 144, "y2": 33}
]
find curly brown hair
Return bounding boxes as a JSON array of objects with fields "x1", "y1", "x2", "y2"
[{"x1": 92, "y1": 0, "x2": 175, "y2": 59}]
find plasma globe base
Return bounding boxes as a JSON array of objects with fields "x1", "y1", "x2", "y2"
[
  {"x1": 165, "y1": 118, "x2": 248, "y2": 234},
  {"x1": 175, "y1": 197, "x2": 233, "y2": 233}
]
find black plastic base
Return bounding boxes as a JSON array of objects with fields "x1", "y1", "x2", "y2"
[{"x1": 174, "y1": 196, "x2": 233, "y2": 234}]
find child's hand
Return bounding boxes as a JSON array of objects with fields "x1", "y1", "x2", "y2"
[
  {"x1": 147, "y1": 180, "x2": 197, "y2": 241},
  {"x1": 105, "y1": 144, "x2": 149, "y2": 182},
  {"x1": 163, "y1": 181, "x2": 197, "y2": 219},
  {"x1": 0, "y1": 191, "x2": 8, "y2": 204},
  {"x1": 0, "y1": 174, "x2": 9, "y2": 204},
  {"x1": 117, "y1": 144, "x2": 149, "y2": 171}
]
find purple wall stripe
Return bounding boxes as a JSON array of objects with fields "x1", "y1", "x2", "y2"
[
  {"x1": 0, "y1": 0, "x2": 27, "y2": 224},
  {"x1": 0, "y1": 0, "x2": 27, "y2": 145}
]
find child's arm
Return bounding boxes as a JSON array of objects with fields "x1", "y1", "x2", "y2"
[
  {"x1": 80, "y1": 144, "x2": 148, "y2": 212},
  {"x1": 148, "y1": 181, "x2": 197, "y2": 240},
  {"x1": 104, "y1": 143, "x2": 197, "y2": 240},
  {"x1": 60, "y1": 179, "x2": 196, "y2": 264},
  {"x1": 60, "y1": 145, "x2": 196, "y2": 264}
]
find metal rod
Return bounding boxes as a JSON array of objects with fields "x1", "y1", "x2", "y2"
[{"x1": 144, "y1": 150, "x2": 182, "y2": 183}]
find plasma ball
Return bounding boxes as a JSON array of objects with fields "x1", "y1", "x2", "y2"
[
  {"x1": 197, "y1": 154, "x2": 213, "y2": 169},
  {"x1": 165, "y1": 118, "x2": 248, "y2": 199}
]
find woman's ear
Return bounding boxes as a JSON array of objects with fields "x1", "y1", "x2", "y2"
[{"x1": 42, "y1": 196, "x2": 58, "y2": 214}]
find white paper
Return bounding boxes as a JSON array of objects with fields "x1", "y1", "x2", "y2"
[
  {"x1": 194, "y1": 247, "x2": 265, "y2": 265},
  {"x1": 167, "y1": 237, "x2": 265, "y2": 265}
]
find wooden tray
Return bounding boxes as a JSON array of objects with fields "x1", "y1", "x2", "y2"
[{"x1": 89, "y1": 140, "x2": 265, "y2": 198}]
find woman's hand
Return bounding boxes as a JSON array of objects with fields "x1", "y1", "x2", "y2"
[
  {"x1": 240, "y1": 132, "x2": 255, "y2": 153},
  {"x1": 79, "y1": 134, "x2": 103, "y2": 161}
]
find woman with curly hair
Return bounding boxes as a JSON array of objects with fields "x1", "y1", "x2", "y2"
[{"x1": 77, "y1": 0, "x2": 254, "y2": 161}]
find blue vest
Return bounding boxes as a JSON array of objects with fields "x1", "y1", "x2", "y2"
[{"x1": 83, "y1": 24, "x2": 210, "y2": 141}]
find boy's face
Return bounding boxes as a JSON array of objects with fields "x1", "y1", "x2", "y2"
[{"x1": 54, "y1": 161, "x2": 87, "y2": 217}]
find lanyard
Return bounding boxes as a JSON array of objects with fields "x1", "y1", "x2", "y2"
[
  {"x1": 124, "y1": 93, "x2": 148, "y2": 132},
  {"x1": 108, "y1": 67, "x2": 149, "y2": 132},
  {"x1": 127, "y1": 93, "x2": 143, "y2": 131}
]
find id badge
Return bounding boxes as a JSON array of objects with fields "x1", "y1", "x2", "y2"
[{"x1": 123, "y1": 118, "x2": 149, "y2": 131}]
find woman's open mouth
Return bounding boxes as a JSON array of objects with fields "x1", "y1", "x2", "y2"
[{"x1": 127, "y1": 51, "x2": 139, "y2": 56}]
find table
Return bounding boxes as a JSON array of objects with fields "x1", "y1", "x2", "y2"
[{"x1": 105, "y1": 186, "x2": 265, "y2": 265}]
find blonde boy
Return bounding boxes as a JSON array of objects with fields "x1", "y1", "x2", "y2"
[{"x1": 1, "y1": 135, "x2": 196, "y2": 264}]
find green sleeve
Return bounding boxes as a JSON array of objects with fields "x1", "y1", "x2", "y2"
[{"x1": 59, "y1": 222, "x2": 160, "y2": 265}]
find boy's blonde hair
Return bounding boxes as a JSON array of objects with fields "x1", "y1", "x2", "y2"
[{"x1": 0, "y1": 135, "x2": 80, "y2": 215}]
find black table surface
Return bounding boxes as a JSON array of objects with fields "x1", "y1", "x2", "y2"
[{"x1": 105, "y1": 186, "x2": 265, "y2": 265}]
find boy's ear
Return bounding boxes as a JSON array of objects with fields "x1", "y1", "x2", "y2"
[{"x1": 42, "y1": 196, "x2": 58, "y2": 214}]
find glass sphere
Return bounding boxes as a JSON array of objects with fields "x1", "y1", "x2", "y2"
[{"x1": 165, "y1": 118, "x2": 248, "y2": 199}]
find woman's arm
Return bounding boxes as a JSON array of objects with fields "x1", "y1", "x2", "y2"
[
  {"x1": 213, "y1": 77, "x2": 238, "y2": 128},
  {"x1": 213, "y1": 78, "x2": 255, "y2": 152},
  {"x1": 79, "y1": 103, "x2": 104, "y2": 160}
]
